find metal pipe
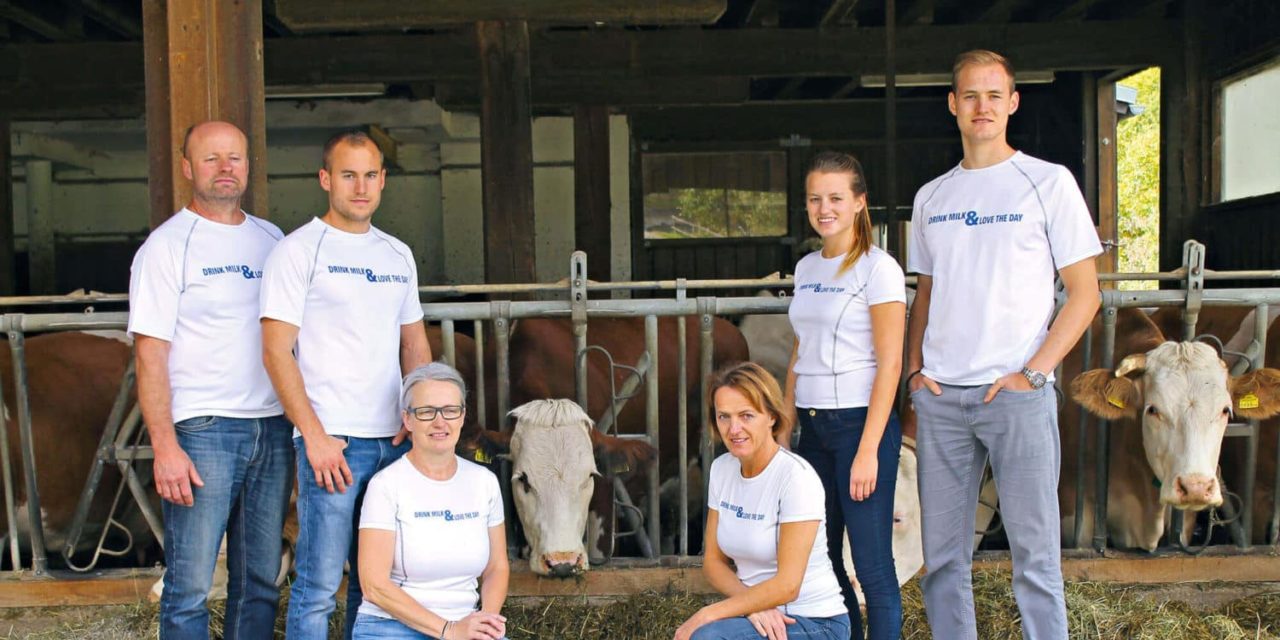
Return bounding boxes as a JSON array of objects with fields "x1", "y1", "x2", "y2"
[
  {"x1": 1093, "y1": 306, "x2": 1117, "y2": 552},
  {"x1": 1241, "y1": 302, "x2": 1268, "y2": 548},
  {"x1": 0, "y1": 352, "x2": 19, "y2": 570},
  {"x1": 474, "y1": 321, "x2": 487, "y2": 428},
  {"x1": 63, "y1": 357, "x2": 136, "y2": 559},
  {"x1": 491, "y1": 302, "x2": 516, "y2": 557},
  {"x1": 645, "y1": 315, "x2": 661, "y2": 557},
  {"x1": 677, "y1": 282, "x2": 690, "y2": 556},
  {"x1": 8, "y1": 328, "x2": 48, "y2": 574},
  {"x1": 698, "y1": 298, "x2": 716, "y2": 552},
  {"x1": 1073, "y1": 324, "x2": 1093, "y2": 549},
  {"x1": 441, "y1": 320, "x2": 456, "y2": 367}
]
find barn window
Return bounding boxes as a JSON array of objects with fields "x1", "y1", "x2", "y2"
[
  {"x1": 641, "y1": 151, "x2": 788, "y2": 240},
  {"x1": 1216, "y1": 56, "x2": 1280, "y2": 202}
]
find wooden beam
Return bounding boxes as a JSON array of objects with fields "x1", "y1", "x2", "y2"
[
  {"x1": 434, "y1": 76, "x2": 752, "y2": 110},
  {"x1": 11, "y1": 131, "x2": 110, "y2": 171},
  {"x1": 831, "y1": 77, "x2": 861, "y2": 98},
  {"x1": 574, "y1": 105, "x2": 612, "y2": 283},
  {"x1": 1040, "y1": 0, "x2": 1093, "y2": 22},
  {"x1": 629, "y1": 99, "x2": 957, "y2": 142},
  {"x1": 0, "y1": 118, "x2": 12, "y2": 295},
  {"x1": 0, "y1": 20, "x2": 1181, "y2": 119},
  {"x1": 142, "y1": 0, "x2": 268, "y2": 228},
  {"x1": 975, "y1": 0, "x2": 1023, "y2": 23},
  {"x1": 274, "y1": 0, "x2": 727, "y2": 32},
  {"x1": 1095, "y1": 76, "x2": 1118, "y2": 276},
  {"x1": 820, "y1": 0, "x2": 860, "y2": 27},
  {"x1": 78, "y1": 0, "x2": 142, "y2": 38},
  {"x1": 478, "y1": 21, "x2": 537, "y2": 285},
  {"x1": 898, "y1": 0, "x2": 935, "y2": 25},
  {"x1": 0, "y1": 0, "x2": 71, "y2": 41}
]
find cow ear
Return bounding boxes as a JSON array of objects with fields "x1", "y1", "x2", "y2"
[
  {"x1": 589, "y1": 430, "x2": 656, "y2": 477},
  {"x1": 457, "y1": 426, "x2": 512, "y2": 466},
  {"x1": 1230, "y1": 368, "x2": 1280, "y2": 420},
  {"x1": 1071, "y1": 369, "x2": 1140, "y2": 420}
]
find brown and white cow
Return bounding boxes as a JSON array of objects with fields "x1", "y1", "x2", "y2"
[
  {"x1": 1067, "y1": 308, "x2": 1280, "y2": 550},
  {"x1": 467, "y1": 399, "x2": 655, "y2": 577},
  {"x1": 0, "y1": 331, "x2": 144, "y2": 565}
]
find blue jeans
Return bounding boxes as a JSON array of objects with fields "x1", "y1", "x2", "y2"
[
  {"x1": 159, "y1": 415, "x2": 293, "y2": 640},
  {"x1": 915, "y1": 385, "x2": 1066, "y2": 640},
  {"x1": 691, "y1": 613, "x2": 851, "y2": 640},
  {"x1": 287, "y1": 435, "x2": 409, "y2": 640},
  {"x1": 796, "y1": 407, "x2": 903, "y2": 640},
  {"x1": 351, "y1": 613, "x2": 509, "y2": 640}
]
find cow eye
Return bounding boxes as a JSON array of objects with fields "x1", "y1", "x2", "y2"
[
  {"x1": 515, "y1": 472, "x2": 531, "y2": 492},
  {"x1": 1222, "y1": 406, "x2": 1232, "y2": 417},
  {"x1": 1145, "y1": 405, "x2": 1159, "y2": 417}
]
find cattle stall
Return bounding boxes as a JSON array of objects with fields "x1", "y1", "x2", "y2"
[{"x1": 2, "y1": 245, "x2": 1279, "y2": 585}]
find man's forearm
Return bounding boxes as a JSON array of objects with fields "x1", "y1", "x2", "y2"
[
  {"x1": 263, "y1": 347, "x2": 326, "y2": 441},
  {"x1": 136, "y1": 340, "x2": 178, "y2": 449}
]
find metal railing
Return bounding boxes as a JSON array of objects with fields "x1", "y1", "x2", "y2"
[{"x1": 1, "y1": 241, "x2": 1278, "y2": 579}]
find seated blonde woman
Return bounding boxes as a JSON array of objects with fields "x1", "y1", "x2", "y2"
[
  {"x1": 675, "y1": 362, "x2": 849, "y2": 640},
  {"x1": 354, "y1": 362, "x2": 509, "y2": 640}
]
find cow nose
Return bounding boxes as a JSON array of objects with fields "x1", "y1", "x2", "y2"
[
  {"x1": 1173, "y1": 474, "x2": 1218, "y2": 506},
  {"x1": 541, "y1": 551, "x2": 584, "y2": 578}
]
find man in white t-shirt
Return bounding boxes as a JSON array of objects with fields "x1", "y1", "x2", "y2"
[
  {"x1": 261, "y1": 130, "x2": 432, "y2": 640},
  {"x1": 906, "y1": 51, "x2": 1101, "y2": 640},
  {"x1": 129, "y1": 121, "x2": 292, "y2": 639}
]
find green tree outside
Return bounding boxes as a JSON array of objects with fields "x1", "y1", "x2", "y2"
[{"x1": 1117, "y1": 67, "x2": 1161, "y2": 290}]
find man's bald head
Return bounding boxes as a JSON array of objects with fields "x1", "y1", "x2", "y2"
[{"x1": 182, "y1": 121, "x2": 248, "y2": 161}]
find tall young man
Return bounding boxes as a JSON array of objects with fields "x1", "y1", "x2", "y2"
[
  {"x1": 130, "y1": 121, "x2": 292, "y2": 639},
  {"x1": 906, "y1": 50, "x2": 1102, "y2": 640},
  {"x1": 261, "y1": 131, "x2": 431, "y2": 639}
]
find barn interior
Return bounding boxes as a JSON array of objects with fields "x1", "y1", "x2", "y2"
[
  {"x1": 0, "y1": 0, "x2": 1275, "y2": 297},
  {"x1": 0, "y1": 0, "x2": 1279, "y2": 597}
]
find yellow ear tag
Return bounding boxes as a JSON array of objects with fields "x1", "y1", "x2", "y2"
[
  {"x1": 473, "y1": 448, "x2": 493, "y2": 464},
  {"x1": 1107, "y1": 395, "x2": 1126, "y2": 409},
  {"x1": 1239, "y1": 393, "x2": 1260, "y2": 410}
]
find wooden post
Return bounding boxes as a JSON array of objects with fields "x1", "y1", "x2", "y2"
[
  {"x1": 24, "y1": 160, "x2": 54, "y2": 295},
  {"x1": 478, "y1": 20, "x2": 537, "y2": 285},
  {"x1": 0, "y1": 119, "x2": 12, "y2": 295},
  {"x1": 574, "y1": 105, "x2": 612, "y2": 283},
  {"x1": 1095, "y1": 78, "x2": 1119, "y2": 279},
  {"x1": 142, "y1": 0, "x2": 267, "y2": 229},
  {"x1": 1159, "y1": 10, "x2": 1203, "y2": 273}
]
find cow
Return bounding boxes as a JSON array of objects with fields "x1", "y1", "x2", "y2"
[
  {"x1": 0, "y1": 331, "x2": 144, "y2": 567},
  {"x1": 1218, "y1": 314, "x2": 1280, "y2": 545},
  {"x1": 466, "y1": 398, "x2": 654, "y2": 576},
  {"x1": 1066, "y1": 307, "x2": 1280, "y2": 551}
]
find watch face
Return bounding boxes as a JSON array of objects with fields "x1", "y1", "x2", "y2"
[{"x1": 1023, "y1": 368, "x2": 1047, "y2": 389}]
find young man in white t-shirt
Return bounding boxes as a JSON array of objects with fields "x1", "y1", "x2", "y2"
[
  {"x1": 906, "y1": 51, "x2": 1101, "y2": 640},
  {"x1": 261, "y1": 131, "x2": 432, "y2": 640},
  {"x1": 129, "y1": 121, "x2": 292, "y2": 639}
]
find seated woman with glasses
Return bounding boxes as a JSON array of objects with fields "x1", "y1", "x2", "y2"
[{"x1": 353, "y1": 362, "x2": 510, "y2": 640}]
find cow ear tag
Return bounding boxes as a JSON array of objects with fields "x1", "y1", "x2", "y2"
[
  {"x1": 1107, "y1": 395, "x2": 1125, "y2": 409},
  {"x1": 473, "y1": 448, "x2": 493, "y2": 464},
  {"x1": 1239, "y1": 393, "x2": 1260, "y2": 410}
]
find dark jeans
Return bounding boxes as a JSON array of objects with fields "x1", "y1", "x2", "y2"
[{"x1": 796, "y1": 407, "x2": 903, "y2": 640}]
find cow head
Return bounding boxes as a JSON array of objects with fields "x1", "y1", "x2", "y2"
[
  {"x1": 466, "y1": 399, "x2": 655, "y2": 578},
  {"x1": 1072, "y1": 341, "x2": 1280, "y2": 510}
]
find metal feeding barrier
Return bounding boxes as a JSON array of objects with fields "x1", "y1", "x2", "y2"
[{"x1": 1, "y1": 241, "x2": 1277, "y2": 579}]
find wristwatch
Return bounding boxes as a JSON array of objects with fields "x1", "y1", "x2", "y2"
[{"x1": 1021, "y1": 367, "x2": 1048, "y2": 390}]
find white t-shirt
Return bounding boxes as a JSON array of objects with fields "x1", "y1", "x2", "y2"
[
  {"x1": 707, "y1": 450, "x2": 846, "y2": 619},
  {"x1": 907, "y1": 151, "x2": 1102, "y2": 385},
  {"x1": 259, "y1": 218, "x2": 425, "y2": 437},
  {"x1": 357, "y1": 456, "x2": 505, "y2": 622},
  {"x1": 127, "y1": 208, "x2": 283, "y2": 423},
  {"x1": 790, "y1": 246, "x2": 906, "y2": 408}
]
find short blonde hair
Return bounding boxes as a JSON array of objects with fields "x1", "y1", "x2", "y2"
[
  {"x1": 706, "y1": 362, "x2": 791, "y2": 444},
  {"x1": 951, "y1": 49, "x2": 1016, "y2": 93}
]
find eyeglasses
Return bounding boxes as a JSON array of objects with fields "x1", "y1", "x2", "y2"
[{"x1": 407, "y1": 405, "x2": 465, "y2": 421}]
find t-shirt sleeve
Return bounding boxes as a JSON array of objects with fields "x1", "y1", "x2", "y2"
[
  {"x1": 127, "y1": 238, "x2": 181, "y2": 341},
  {"x1": 777, "y1": 462, "x2": 826, "y2": 524},
  {"x1": 399, "y1": 247, "x2": 425, "y2": 325},
  {"x1": 1045, "y1": 167, "x2": 1103, "y2": 270},
  {"x1": 865, "y1": 255, "x2": 907, "y2": 306},
  {"x1": 259, "y1": 239, "x2": 310, "y2": 326},
  {"x1": 906, "y1": 188, "x2": 933, "y2": 276},
  {"x1": 359, "y1": 471, "x2": 397, "y2": 531},
  {"x1": 486, "y1": 471, "x2": 506, "y2": 527}
]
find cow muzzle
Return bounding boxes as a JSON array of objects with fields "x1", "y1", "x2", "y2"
[
  {"x1": 1168, "y1": 473, "x2": 1221, "y2": 510},
  {"x1": 541, "y1": 550, "x2": 586, "y2": 578}
]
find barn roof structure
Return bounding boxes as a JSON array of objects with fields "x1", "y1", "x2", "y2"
[{"x1": 0, "y1": 0, "x2": 1276, "y2": 293}]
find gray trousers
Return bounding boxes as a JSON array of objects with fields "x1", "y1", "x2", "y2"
[{"x1": 914, "y1": 384, "x2": 1067, "y2": 640}]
